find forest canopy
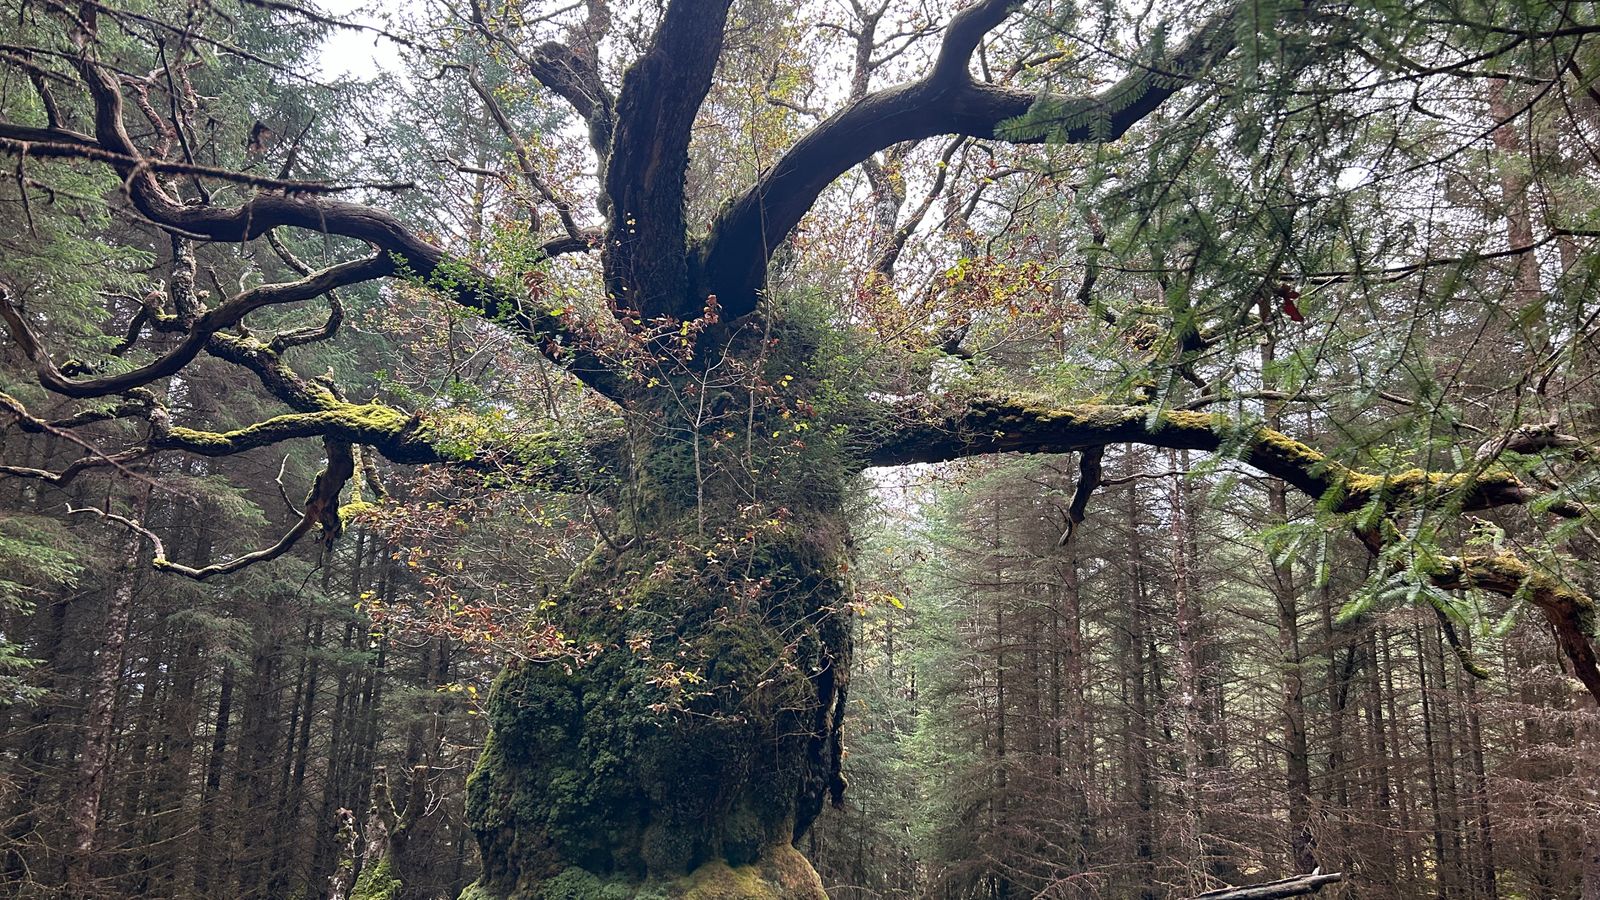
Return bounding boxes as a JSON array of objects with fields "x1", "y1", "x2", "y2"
[{"x1": 1, "y1": 0, "x2": 1598, "y2": 897}]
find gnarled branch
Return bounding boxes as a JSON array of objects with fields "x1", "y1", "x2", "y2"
[
  {"x1": 1, "y1": 261, "x2": 390, "y2": 400},
  {"x1": 0, "y1": 49, "x2": 622, "y2": 400},
  {"x1": 66, "y1": 435, "x2": 354, "y2": 581},
  {"x1": 694, "y1": 2, "x2": 1242, "y2": 319}
]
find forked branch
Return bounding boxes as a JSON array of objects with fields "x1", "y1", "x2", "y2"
[
  {"x1": 66, "y1": 436, "x2": 355, "y2": 581},
  {"x1": 695, "y1": 1, "x2": 1243, "y2": 319}
]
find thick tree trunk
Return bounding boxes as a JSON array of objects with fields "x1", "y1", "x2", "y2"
[
  {"x1": 462, "y1": 530, "x2": 849, "y2": 899},
  {"x1": 458, "y1": 316, "x2": 857, "y2": 899}
]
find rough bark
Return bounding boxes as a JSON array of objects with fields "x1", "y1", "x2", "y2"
[
  {"x1": 63, "y1": 487, "x2": 147, "y2": 890},
  {"x1": 602, "y1": 0, "x2": 734, "y2": 320}
]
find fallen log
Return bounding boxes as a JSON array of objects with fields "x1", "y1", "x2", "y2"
[{"x1": 1190, "y1": 870, "x2": 1344, "y2": 899}]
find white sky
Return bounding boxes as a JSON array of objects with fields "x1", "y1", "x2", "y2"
[{"x1": 313, "y1": 0, "x2": 405, "y2": 80}]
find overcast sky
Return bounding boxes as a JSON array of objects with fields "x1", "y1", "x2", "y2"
[{"x1": 314, "y1": 0, "x2": 404, "y2": 80}]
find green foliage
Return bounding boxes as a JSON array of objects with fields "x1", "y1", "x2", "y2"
[{"x1": 0, "y1": 515, "x2": 81, "y2": 705}]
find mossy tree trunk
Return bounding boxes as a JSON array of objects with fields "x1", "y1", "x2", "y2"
[
  {"x1": 463, "y1": 536, "x2": 848, "y2": 899},
  {"x1": 463, "y1": 330, "x2": 853, "y2": 899}
]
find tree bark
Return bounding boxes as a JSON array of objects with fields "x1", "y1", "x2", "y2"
[
  {"x1": 1169, "y1": 450, "x2": 1208, "y2": 890},
  {"x1": 63, "y1": 487, "x2": 148, "y2": 891},
  {"x1": 463, "y1": 380, "x2": 851, "y2": 899},
  {"x1": 1190, "y1": 871, "x2": 1343, "y2": 899}
]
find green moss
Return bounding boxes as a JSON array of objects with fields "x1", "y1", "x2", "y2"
[
  {"x1": 670, "y1": 847, "x2": 825, "y2": 900},
  {"x1": 757, "y1": 846, "x2": 826, "y2": 897},
  {"x1": 1473, "y1": 553, "x2": 1597, "y2": 635},
  {"x1": 1339, "y1": 466, "x2": 1523, "y2": 511},
  {"x1": 539, "y1": 867, "x2": 611, "y2": 900},
  {"x1": 1159, "y1": 409, "x2": 1220, "y2": 431},
  {"x1": 464, "y1": 530, "x2": 848, "y2": 898},
  {"x1": 340, "y1": 500, "x2": 378, "y2": 523},
  {"x1": 163, "y1": 404, "x2": 414, "y2": 457},
  {"x1": 351, "y1": 857, "x2": 402, "y2": 900},
  {"x1": 678, "y1": 861, "x2": 772, "y2": 900},
  {"x1": 457, "y1": 882, "x2": 504, "y2": 900},
  {"x1": 1250, "y1": 424, "x2": 1332, "y2": 469}
]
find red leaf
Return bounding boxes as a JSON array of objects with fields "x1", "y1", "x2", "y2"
[{"x1": 1277, "y1": 284, "x2": 1305, "y2": 323}]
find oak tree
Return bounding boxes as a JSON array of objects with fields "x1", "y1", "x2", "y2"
[{"x1": 2, "y1": 0, "x2": 1597, "y2": 897}]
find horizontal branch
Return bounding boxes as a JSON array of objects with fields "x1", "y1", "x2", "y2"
[
  {"x1": 867, "y1": 393, "x2": 1600, "y2": 702},
  {"x1": 1191, "y1": 871, "x2": 1344, "y2": 899},
  {"x1": 141, "y1": 396, "x2": 618, "y2": 495},
  {"x1": 150, "y1": 405, "x2": 439, "y2": 462},
  {"x1": 864, "y1": 396, "x2": 1555, "y2": 516}
]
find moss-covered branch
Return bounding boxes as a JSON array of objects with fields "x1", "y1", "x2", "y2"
[
  {"x1": 1430, "y1": 553, "x2": 1600, "y2": 702},
  {"x1": 866, "y1": 393, "x2": 1600, "y2": 703},
  {"x1": 866, "y1": 395, "x2": 1559, "y2": 516},
  {"x1": 152, "y1": 405, "x2": 435, "y2": 461}
]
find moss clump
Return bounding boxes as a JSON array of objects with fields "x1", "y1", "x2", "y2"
[
  {"x1": 465, "y1": 528, "x2": 849, "y2": 899},
  {"x1": 1338, "y1": 466, "x2": 1524, "y2": 513},
  {"x1": 538, "y1": 866, "x2": 620, "y2": 900},
  {"x1": 351, "y1": 857, "x2": 402, "y2": 900},
  {"x1": 340, "y1": 499, "x2": 379, "y2": 523},
  {"x1": 672, "y1": 846, "x2": 826, "y2": 900},
  {"x1": 457, "y1": 883, "x2": 503, "y2": 900},
  {"x1": 678, "y1": 861, "x2": 770, "y2": 900}
]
